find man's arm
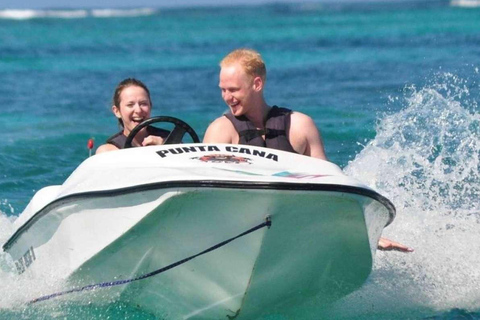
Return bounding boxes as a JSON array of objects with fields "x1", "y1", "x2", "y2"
[
  {"x1": 203, "y1": 116, "x2": 237, "y2": 143},
  {"x1": 378, "y1": 238, "x2": 414, "y2": 252},
  {"x1": 289, "y1": 112, "x2": 327, "y2": 160}
]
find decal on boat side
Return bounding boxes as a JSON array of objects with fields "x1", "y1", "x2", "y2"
[
  {"x1": 15, "y1": 246, "x2": 36, "y2": 275},
  {"x1": 273, "y1": 171, "x2": 330, "y2": 179},
  {"x1": 192, "y1": 154, "x2": 252, "y2": 164},
  {"x1": 156, "y1": 145, "x2": 279, "y2": 162}
]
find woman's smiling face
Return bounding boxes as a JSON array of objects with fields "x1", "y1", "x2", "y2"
[{"x1": 112, "y1": 85, "x2": 152, "y2": 136}]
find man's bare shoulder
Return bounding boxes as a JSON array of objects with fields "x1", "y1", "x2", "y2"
[
  {"x1": 289, "y1": 111, "x2": 327, "y2": 160},
  {"x1": 209, "y1": 115, "x2": 231, "y2": 127},
  {"x1": 290, "y1": 111, "x2": 316, "y2": 127},
  {"x1": 289, "y1": 111, "x2": 319, "y2": 136},
  {"x1": 203, "y1": 116, "x2": 237, "y2": 143}
]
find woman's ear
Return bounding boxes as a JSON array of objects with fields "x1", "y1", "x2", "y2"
[{"x1": 112, "y1": 105, "x2": 121, "y2": 119}]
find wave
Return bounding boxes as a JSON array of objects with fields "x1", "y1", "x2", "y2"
[
  {"x1": 0, "y1": 8, "x2": 157, "y2": 20},
  {"x1": 0, "y1": 9, "x2": 87, "y2": 19},
  {"x1": 346, "y1": 71, "x2": 479, "y2": 213},
  {"x1": 91, "y1": 8, "x2": 157, "y2": 18},
  {"x1": 268, "y1": 71, "x2": 480, "y2": 319},
  {"x1": 327, "y1": 71, "x2": 480, "y2": 318},
  {"x1": 451, "y1": 0, "x2": 480, "y2": 8}
]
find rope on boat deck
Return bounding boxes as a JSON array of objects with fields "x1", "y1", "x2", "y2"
[{"x1": 29, "y1": 216, "x2": 272, "y2": 304}]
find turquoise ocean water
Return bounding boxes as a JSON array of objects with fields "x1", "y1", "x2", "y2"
[{"x1": 0, "y1": 1, "x2": 479, "y2": 318}]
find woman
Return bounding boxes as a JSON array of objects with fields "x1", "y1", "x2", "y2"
[{"x1": 96, "y1": 78, "x2": 168, "y2": 154}]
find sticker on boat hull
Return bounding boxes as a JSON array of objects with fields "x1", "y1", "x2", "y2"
[
  {"x1": 273, "y1": 171, "x2": 330, "y2": 179},
  {"x1": 192, "y1": 154, "x2": 252, "y2": 164}
]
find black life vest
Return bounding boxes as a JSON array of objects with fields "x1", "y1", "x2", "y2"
[
  {"x1": 106, "y1": 126, "x2": 170, "y2": 149},
  {"x1": 224, "y1": 106, "x2": 297, "y2": 153}
]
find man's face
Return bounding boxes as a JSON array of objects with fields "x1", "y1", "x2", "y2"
[{"x1": 219, "y1": 63, "x2": 256, "y2": 117}]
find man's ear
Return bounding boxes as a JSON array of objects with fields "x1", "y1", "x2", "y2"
[
  {"x1": 112, "y1": 105, "x2": 121, "y2": 118},
  {"x1": 253, "y1": 76, "x2": 264, "y2": 92}
]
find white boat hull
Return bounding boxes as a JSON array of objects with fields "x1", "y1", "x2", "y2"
[{"x1": 3, "y1": 143, "x2": 394, "y2": 319}]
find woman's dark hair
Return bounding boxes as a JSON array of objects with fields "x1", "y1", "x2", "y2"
[{"x1": 113, "y1": 78, "x2": 152, "y2": 127}]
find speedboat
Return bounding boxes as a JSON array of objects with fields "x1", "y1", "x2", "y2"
[{"x1": 2, "y1": 117, "x2": 395, "y2": 319}]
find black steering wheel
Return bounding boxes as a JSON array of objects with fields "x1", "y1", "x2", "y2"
[{"x1": 124, "y1": 116, "x2": 200, "y2": 148}]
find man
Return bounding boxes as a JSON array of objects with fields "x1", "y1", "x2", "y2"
[
  {"x1": 204, "y1": 48, "x2": 413, "y2": 252},
  {"x1": 204, "y1": 48, "x2": 327, "y2": 159}
]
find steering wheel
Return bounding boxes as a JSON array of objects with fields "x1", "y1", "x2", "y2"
[{"x1": 124, "y1": 116, "x2": 200, "y2": 148}]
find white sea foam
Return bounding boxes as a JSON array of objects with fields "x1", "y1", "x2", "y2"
[
  {"x1": 451, "y1": 0, "x2": 480, "y2": 8},
  {"x1": 0, "y1": 212, "x2": 22, "y2": 308},
  {"x1": 267, "y1": 72, "x2": 480, "y2": 319},
  {"x1": 0, "y1": 211, "x2": 99, "y2": 314},
  {"x1": 91, "y1": 8, "x2": 157, "y2": 18},
  {"x1": 0, "y1": 9, "x2": 88, "y2": 20},
  {"x1": 0, "y1": 8, "x2": 157, "y2": 20},
  {"x1": 0, "y1": 208, "x2": 69, "y2": 311},
  {"x1": 324, "y1": 72, "x2": 480, "y2": 318},
  {"x1": 0, "y1": 9, "x2": 38, "y2": 20},
  {"x1": 347, "y1": 76, "x2": 479, "y2": 213}
]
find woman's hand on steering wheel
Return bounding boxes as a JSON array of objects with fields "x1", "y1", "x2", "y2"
[
  {"x1": 142, "y1": 135, "x2": 165, "y2": 146},
  {"x1": 124, "y1": 116, "x2": 200, "y2": 149}
]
